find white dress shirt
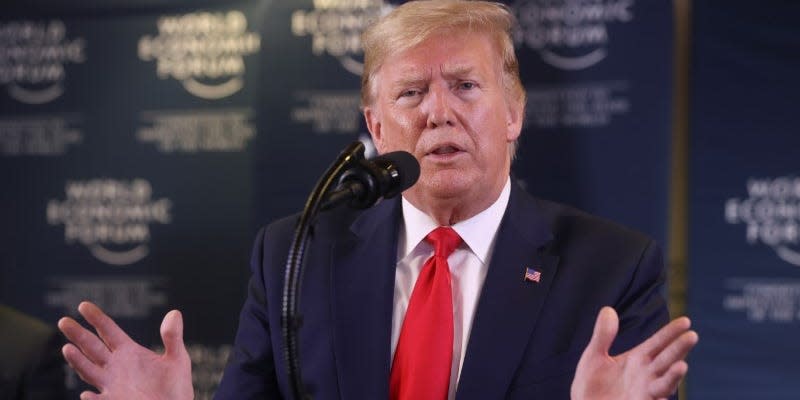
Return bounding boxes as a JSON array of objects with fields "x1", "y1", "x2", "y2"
[{"x1": 391, "y1": 178, "x2": 511, "y2": 400}]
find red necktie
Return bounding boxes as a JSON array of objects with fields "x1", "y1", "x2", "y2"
[{"x1": 390, "y1": 226, "x2": 461, "y2": 400}]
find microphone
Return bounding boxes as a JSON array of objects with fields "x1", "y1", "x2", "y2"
[{"x1": 322, "y1": 151, "x2": 420, "y2": 210}]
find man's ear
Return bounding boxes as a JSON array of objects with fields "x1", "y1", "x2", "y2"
[
  {"x1": 364, "y1": 106, "x2": 384, "y2": 152},
  {"x1": 506, "y1": 99, "x2": 524, "y2": 142}
]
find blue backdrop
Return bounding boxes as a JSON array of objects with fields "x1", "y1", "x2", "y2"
[
  {"x1": 1, "y1": 1, "x2": 673, "y2": 397},
  {"x1": 688, "y1": 1, "x2": 800, "y2": 398}
]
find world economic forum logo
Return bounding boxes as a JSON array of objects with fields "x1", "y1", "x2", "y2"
[
  {"x1": 725, "y1": 176, "x2": 800, "y2": 267},
  {"x1": 0, "y1": 20, "x2": 86, "y2": 104},
  {"x1": 512, "y1": 0, "x2": 634, "y2": 70},
  {"x1": 47, "y1": 179, "x2": 172, "y2": 266},
  {"x1": 138, "y1": 10, "x2": 261, "y2": 100},
  {"x1": 291, "y1": 0, "x2": 394, "y2": 76}
]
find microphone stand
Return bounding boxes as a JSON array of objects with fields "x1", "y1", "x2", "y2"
[{"x1": 282, "y1": 141, "x2": 365, "y2": 400}]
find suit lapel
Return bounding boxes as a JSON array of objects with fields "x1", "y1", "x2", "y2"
[
  {"x1": 330, "y1": 198, "x2": 400, "y2": 399},
  {"x1": 456, "y1": 183, "x2": 559, "y2": 400}
]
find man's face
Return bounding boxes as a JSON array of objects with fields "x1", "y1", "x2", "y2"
[{"x1": 364, "y1": 30, "x2": 523, "y2": 216}]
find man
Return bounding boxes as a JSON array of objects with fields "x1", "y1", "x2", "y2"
[{"x1": 58, "y1": 1, "x2": 698, "y2": 399}]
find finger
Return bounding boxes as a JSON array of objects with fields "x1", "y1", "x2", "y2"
[
  {"x1": 639, "y1": 316, "x2": 692, "y2": 357},
  {"x1": 160, "y1": 309, "x2": 186, "y2": 359},
  {"x1": 648, "y1": 360, "x2": 688, "y2": 398},
  {"x1": 62, "y1": 343, "x2": 105, "y2": 389},
  {"x1": 80, "y1": 391, "x2": 101, "y2": 400},
  {"x1": 78, "y1": 301, "x2": 132, "y2": 351},
  {"x1": 58, "y1": 317, "x2": 111, "y2": 365},
  {"x1": 650, "y1": 330, "x2": 699, "y2": 375},
  {"x1": 586, "y1": 306, "x2": 619, "y2": 357}
]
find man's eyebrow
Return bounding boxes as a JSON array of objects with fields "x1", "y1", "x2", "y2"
[
  {"x1": 386, "y1": 64, "x2": 478, "y2": 91},
  {"x1": 441, "y1": 64, "x2": 476, "y2": 78},
  {"x1": 389, "y1": 71, "x2": 429, "y2": 89}
]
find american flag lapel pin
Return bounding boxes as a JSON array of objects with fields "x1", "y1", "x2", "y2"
[{"x1": 524, "y1": 267, "x2": 542, "y2": 283}]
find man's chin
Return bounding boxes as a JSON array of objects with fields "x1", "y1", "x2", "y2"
[{"x1": 414, "y1": 175, "x2": 475, "y2": 201}]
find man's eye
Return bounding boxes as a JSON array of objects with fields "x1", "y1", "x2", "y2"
[
  {"x1": 459, "y1": 82, "x2": 476, "y2": 90},
  {"x1": 400, "y1": 89, "x2": 420, "y2": 97}
]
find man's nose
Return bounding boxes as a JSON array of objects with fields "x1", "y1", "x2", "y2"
[{"x1": 423, "y1": 85, "x2": 455, "y2": 129}]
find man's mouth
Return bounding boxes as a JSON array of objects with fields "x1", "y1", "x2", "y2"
[{"x1": 431, "y1": 145, "x2": 460, "y2": 155}]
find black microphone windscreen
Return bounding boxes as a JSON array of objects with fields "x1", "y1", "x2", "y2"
[{"x1": 372, "y1": 151, "x2": 420, "y2": 194}]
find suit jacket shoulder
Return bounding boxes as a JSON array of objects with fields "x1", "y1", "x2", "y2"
[{"x1": 535, "y1": 196, "x2": 653, "y2": 253}]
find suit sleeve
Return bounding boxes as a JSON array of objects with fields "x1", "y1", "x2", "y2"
[
  {"x1": 613, "y1": 240, "x2": 679, "y2": 400},
  {"x1": 610, "y1": 239, "x2": 671, "y2": 356},
  {"x1": 215, "y1": 227, "x2": 282, "y2": 399}
]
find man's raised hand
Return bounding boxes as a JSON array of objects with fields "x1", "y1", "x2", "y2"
[
  {"x1": 58, "y1": 301, "x2": 194, "y2": 400},
  {"x1": 571, "y1": 307, "x2": 699, "y2": 400}
]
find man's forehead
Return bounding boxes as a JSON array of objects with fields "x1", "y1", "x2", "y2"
[
  {"x1": 389, "y1": 63, "x2": 479, "y2": 80},
  {"x1": 384, "y1": 44, "x2": 498, "y2": 79},
  {"x1": 367, "y1": 29, "x2": 506, "y2": 100}
]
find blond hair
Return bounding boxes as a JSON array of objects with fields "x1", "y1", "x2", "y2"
[{"x1": 360, "y1": 0, "x2": 526, "y2": 110}]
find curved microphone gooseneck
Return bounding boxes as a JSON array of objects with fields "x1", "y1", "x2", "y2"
[
  {"x1": 282, "y1": 142, "x2": 420, "y2": 399},
  {"x1": 282, "y1": 141, "x2": 365, "y2": 400}
]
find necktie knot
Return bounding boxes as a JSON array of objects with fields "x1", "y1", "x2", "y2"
[{"x1": 426, "y1": 226, "x2": 461, "y2": 259}]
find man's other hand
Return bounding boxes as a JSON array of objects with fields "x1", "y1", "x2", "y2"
[
  {"x1": 571, "y1": 307, "x2": 699, "y2": 400},
  {"x1": 58, "y1": 301, "x2": 194, "y2": 400}
]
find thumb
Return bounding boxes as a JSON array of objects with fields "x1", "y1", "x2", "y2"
[
  {"x1": 586, "y1": 306, "x2": 619, "y2": 357},
  {"x1": 160, "y1": 309, "x2": 186, "y2": 358}
]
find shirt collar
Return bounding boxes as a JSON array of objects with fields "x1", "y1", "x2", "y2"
[{"x1": 399, "y1": 177, "x2": 511, "y2": 263}]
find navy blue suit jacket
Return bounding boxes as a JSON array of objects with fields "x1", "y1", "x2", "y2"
[{"x1": 215, "y1": 182, "x2": 670, "y2": 399}]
